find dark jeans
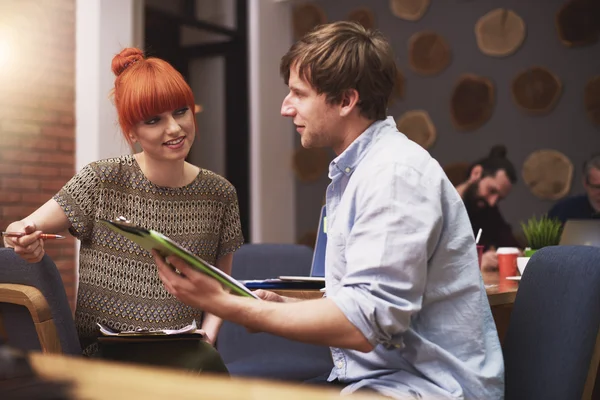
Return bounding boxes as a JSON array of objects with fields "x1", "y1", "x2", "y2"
[{"x1": 94, "y1": 338, "x2": 229, "y2": 374}]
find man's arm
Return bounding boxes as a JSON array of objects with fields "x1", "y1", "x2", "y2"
[{"x1": 155, "y1": 253, "x2": 373, "y2": 352}]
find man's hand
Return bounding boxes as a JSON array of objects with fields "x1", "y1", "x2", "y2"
[
  {"x1": 253, "y1": 289, "x2": 291, "y2": 303},
  {"x1": 481, "y1": 249, "x2": 498, "y2": 271},
  {"x1": 4, "y1": 221, "x2": 45, "y2": 263},
  {"x1": 153, "y1": 250, "x2": 230, "y2": 314}
]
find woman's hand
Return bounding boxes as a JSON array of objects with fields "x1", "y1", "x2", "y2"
[{"x1": 3, "y1": 221, "x2": 45, "y2": 263}]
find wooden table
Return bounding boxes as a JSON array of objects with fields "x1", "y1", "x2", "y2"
[
  {"x1": 30, "y1": 352, "x2": 388, "y2": 400},
  {"x1": 274, "y1": 270, "x2": 518, "y2": 344}
]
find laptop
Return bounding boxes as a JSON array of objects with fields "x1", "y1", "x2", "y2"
[
  {"x1": 279, "y1": 205, "x2": 327, "y2": 282},
  {"x1": 559, "y1": 219, "x2": 600, "y2": 247},
  {"x1": 242, "y1": 206, "x2": 327, "y2": 290}
]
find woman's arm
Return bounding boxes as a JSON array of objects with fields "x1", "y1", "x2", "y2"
[
  {"x1": 3, "y1": 199, "x2": 71, "y2": 263},
  {"x1": 200, "y1": 253, "x2": 233, "y2": 345}
]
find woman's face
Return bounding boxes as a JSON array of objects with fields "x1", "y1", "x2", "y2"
[{"x1": 130, "y1": 106, "x2": 195, "y2": 162}]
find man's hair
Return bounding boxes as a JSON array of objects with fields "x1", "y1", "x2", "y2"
[
  {"x1": 280, "y1": 21, "x2": 398, "y2": 121},
  {"x1": 583, "y1": 153, "x2": 600, "y2": 181},
  {"x1": 468, "y1": 145, "x2": 518, "y2": 184}
]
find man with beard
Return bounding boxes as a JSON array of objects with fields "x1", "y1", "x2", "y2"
[
  {"x1": 455, "y1": 145, "x2": 521, "y2": 270},
  {"x1": 548, "y1": 153, "x2": 600, "y2": 223}
]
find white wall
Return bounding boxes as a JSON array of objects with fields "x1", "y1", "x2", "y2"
[{"x1": 249, "y1": 0, "x2": 296, "y2": 243}]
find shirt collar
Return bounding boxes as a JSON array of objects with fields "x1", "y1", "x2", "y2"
[{"x1": 329, "y1": 116, "x2": 396, "y2": 179}]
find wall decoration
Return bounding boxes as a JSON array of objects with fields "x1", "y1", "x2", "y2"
[
  {"x1": 408, "y1": 31, "x2": 451, "y2": 76},
  {"x1": 522, "y1": 149, "x2": 573, "y2": 200},
  {"x1": 390, "y1": 0, "x2": 430, "y2": 21},
  {"x1": 297, "y1": 231, "x2": 317, "y2": 249},
  {"x1": 443, "y1": 162, "x2": 470, "y2": 186},
  {"x1": 585, "y1": 75, "x2": 600, "y2": 126},
  {"x1": 450, "y1": 74, "x2": 495, "y2": 131},
  {"x1": 556, "y1": 0, "x2": 599, "y2": 47},
  {"x1": 347, "y1": 7, "x2": 376, "y2": 30},
  {"x1": 475, "y1": 8, "x2": 526, "y2": 57},
  {"x1": 511, "y1": 66, "x2": 562, "y2": 115},
  {"x1": 292, "y1": 146, "x2": 330, "y2": 183},
  {"x1": 396, "y1": 110, "x2": 436, "y2": 149},
  {"x1": 292, "y1": 3, "x2": 327, "y2": 40}
]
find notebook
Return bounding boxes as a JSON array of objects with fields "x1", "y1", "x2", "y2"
[
  {"x1": 100, "y1": 218, "x2": 259, "y2": 299},
  {"x1": 559, "y1": 219, "x2": 600, "y2": 247}
]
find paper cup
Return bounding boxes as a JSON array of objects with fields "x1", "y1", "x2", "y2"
[{"x1": 497, "y1": 247, "x2": 519, "y2": 277}]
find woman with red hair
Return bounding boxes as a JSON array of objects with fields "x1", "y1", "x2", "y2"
[{"x1": 4, "y1": 48, "x2": 243, "y2": 372}]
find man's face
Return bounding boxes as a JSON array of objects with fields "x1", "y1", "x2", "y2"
[
  {"x1": 584, "y1": 167, "x2": 600, "y2": 212},
  {"x1": 280, "y1": 66, "x2": 341, "y2": 151},
  {"x1": 464, "y1": 169, "x2": 513, "y2": 211}
]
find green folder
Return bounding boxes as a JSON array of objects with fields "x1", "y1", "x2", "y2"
[{"x1": 100, "y1": 218, "x2": 258, "y2": 299}]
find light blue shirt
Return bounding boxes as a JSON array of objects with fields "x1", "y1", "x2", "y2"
[{"x1": 325, "y1": 117, "x2": 504, "y2": 399}]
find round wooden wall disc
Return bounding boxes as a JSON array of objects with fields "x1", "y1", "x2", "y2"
[
  {"x1": 556, "y1": 0, "x2": 599, "y2": 47},
  {"x1": 585, "y1": 75, "x2": 600, "y2": 125},
  {"x1": 522, "y1": 149, "x2": 573, "y2": 200},
  {"x1": 408, "y1": 31, "x2": 451, "y2": 76},
  {"x1": 347, "y1": 7, "x2": 375, "y2": 30},
  {"x1": 511, "y1": 66, "x2": 562, "y2": 115},
  {"x1": 390, "y1": 0, "x2": 430, "y2": 21},
  {"x1": 450, "y1": 74, "x2": 495, "y2": 131},
  {"x1": 292, "y1": 146, "x2": 330, "y2": 183},
  {"x1": 297, "y1": 231, "x2": 317, "y2": 248},
  {"x1": 443, "y1": 162, "x2": 471, "y2": 186},
  {"x1": 475, "y1": 8, "x2": 526, "y2": 57},
  {"x1": 292, "y1": 3, "x2": 327, "y2": 40},
  {"x1": 396, "y1": 110, "x2": 436, "y2": 149}
]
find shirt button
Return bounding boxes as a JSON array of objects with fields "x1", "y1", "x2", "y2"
[
  {"x1": 336, "y1": 361, "x2": 344, "y2": 369},
  {"x1": 345, "y1": 167, "x2": 351, "y2": 173}
]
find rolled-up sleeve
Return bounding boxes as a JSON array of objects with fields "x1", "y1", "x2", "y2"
[{"x1": 328, "y1": 162, "x2": 443, "y2": 349}]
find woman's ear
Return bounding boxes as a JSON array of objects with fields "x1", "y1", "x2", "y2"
[{"x1": 339, "y1": 89, "x2": 360, "y2": 117}]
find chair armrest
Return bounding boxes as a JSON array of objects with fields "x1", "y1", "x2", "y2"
[{"x1": 0, "y1": 283, "x2": 52, "y2": 323}]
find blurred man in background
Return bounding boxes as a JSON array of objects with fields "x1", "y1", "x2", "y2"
[
  {"x1": 455, "y1": 145, "x2": 521, "y2": 269},
  {"x1": 548, "y1": 153, "x2": 600, "y2": 223}
]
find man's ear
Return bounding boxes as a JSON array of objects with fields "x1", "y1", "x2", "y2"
[
  {"x1": 469, "y1": 165, "x2": 483, "y2": 181},
  {"x1": 339, "y1": 89, "x2": 360, "y2": 117}
]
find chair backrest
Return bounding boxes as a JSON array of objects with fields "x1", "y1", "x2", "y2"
[
  {"x1": 503, "y1": 245, "x2": 600, "y2": 400},
  {"x1": 227, "y1": 243, "x2": 314, "y2": 280},
  {"x1": 217, "y1": 243, "x2": 333, "y2": 379},
  {"x1": 0, "y1": 248, "x2": 81, "y2": 355}
]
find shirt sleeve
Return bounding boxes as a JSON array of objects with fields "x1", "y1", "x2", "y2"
[
  {"x1": 52, "y1": 163, "x2": 101, "y2": 242},
  {"x1": 216, "y1": 184, "x2": 244, "y2": 259},
  {"x1": 327, "y1": 162, "x2": 444, "y2": 349}
]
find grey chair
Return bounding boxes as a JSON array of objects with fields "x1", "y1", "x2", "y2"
[
  {"x1": 217, "y1": 243, "x2": 333, "y2": 381},
  {"x1": 503, "y1": 245, "x2": 600, "y2": 400},
  {"x1": 0, "y1": 248, "x2": 81, "y2": 355}
]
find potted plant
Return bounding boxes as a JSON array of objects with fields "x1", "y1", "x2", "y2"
[{"x1": 520, "y1": 214, "x2": 563, "y2": 257}]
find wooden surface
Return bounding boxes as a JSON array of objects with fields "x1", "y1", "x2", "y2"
[
  {"x1": 274, "y1": 270, "x2": 518, "y2": 306},
  {"x1": 30, "y1": 352, "x2": 388, "y2": 400},
  {"x1": 0, "y1": 283, "x2": 62, "y2": 353}
]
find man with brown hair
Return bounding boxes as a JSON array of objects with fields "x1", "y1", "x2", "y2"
[{"x1": 154, "y1": 21, "x2": 504, "y2": 399}]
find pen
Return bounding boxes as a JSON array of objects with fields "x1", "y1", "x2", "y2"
[{"x1": 2, "y1": 232, "x2": 66, "y2": 240}]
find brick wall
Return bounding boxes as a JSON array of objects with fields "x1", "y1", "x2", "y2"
[{"x1": 0, "y1": 0, "x2": 77, "y2": 310}]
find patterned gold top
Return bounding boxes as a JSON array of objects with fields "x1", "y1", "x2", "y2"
[{"x1": 53, "y1": 155, "x2": 244, "y2": 355}]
